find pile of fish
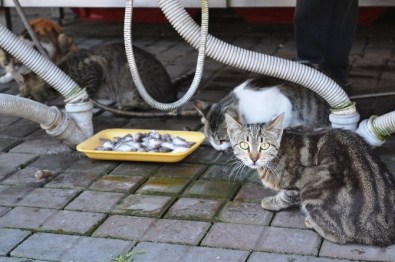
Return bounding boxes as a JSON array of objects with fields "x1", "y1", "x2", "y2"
[{"x1": 95, "y1": 130, "x2": 195, "y2": 153}]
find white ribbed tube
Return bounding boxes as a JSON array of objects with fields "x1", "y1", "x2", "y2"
[
  {"x1": 124, "y1": 0, "x2": 209, "y2": 110},
  {"x1": 0, "y1": 94, "x2": 58, "y2": 127}
]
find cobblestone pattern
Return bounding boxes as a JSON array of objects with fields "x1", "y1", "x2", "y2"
[{"x1": 0, "y1": 8, "x2": 394, "y2": 262}]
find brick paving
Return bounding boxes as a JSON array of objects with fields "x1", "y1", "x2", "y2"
[{"x1": 0, "y1": 6, "x2": 394, "y2": 262}]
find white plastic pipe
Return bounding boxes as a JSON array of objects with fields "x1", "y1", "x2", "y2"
[
  {"x1": 356, "y1": 112, "x2": 395, "y2": 147},
  {"x1": 124, "y1": 0, "x2": 208, "y2": 110},
  {"x1": 0, "y1": 94, "x2": 92, "y2": 147}
]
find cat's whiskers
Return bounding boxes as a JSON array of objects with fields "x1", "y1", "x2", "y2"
[{"x1": 227, "y1": 158, "x2": 244, "y2": 183}]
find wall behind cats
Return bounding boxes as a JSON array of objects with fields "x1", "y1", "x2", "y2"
[{"x1": 153, "y1": 0, "x2": 395, "y2": 146}]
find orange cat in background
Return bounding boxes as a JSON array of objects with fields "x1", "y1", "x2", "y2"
[{"x1": 0, "y1": 18, "x2": 78, "y2": 100}]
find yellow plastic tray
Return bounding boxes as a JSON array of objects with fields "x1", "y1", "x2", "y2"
[{"x1": 76, "y1": 128, "x2": 205, "y2": 163}]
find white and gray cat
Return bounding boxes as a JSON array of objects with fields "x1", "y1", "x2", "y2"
[
  {"x1": 225, "y1": 113, "x2": 395, "y2": 246},
  {"x1": 194, "y1": 76, "x2": 330, "y2": 151}
]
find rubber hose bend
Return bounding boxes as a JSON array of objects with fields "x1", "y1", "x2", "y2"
[{"x1": 124, "y1": 0, "x2": 208, "y2": 110}]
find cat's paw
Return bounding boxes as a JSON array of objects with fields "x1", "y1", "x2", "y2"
[
  {"x1": 261, "y1": 197, "x2": 282, "y2": 211},
  {"x1": 304, "y1": 217, "x2": 314, "y2": 229},
  {"x1": 0, "y1": 74, "x2": 14, "y2": 84}
]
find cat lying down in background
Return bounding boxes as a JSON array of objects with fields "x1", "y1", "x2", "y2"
[
  {"x1": 1, "y1": 18, "x2": 179, "y2": 110},
  {"x1": 48, "y1": 42, "x2": 178, "y2": 110}
]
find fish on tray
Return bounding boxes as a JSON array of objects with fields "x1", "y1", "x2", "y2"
[{"x1": 95, "y1": 130, "x2": 195, "y2": 153}]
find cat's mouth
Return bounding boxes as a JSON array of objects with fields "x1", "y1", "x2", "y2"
[{"x1": 248, "y1": 163, "x2": 259, "y2": 169}]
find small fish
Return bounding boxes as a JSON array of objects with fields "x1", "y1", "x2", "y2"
[{"x1": 95, "y1": 130, "x2": 195, "y2": 153}]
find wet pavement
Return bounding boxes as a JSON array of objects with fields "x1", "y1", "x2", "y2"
[{"x1": 0, "y1": 7, "x2": 395, "y2": 262}]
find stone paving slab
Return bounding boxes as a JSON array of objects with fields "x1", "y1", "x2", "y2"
[
  {"x1": 9, "y1": 138, "x2": 72, "y2": 155},
  {"x1": 132, "y1": 242, "x2": 249, "y2": 262},
  {"x1": 153, "y1": 163, "x2": 208, "y2": 179},
  {"x1": 0, "y1": 153, "x2": 38, "y2": 170},
  {"x1": 44, "y1": 172, "x2": 100, "y2": 189},
  {"x1": 90, "y1": 174, "x2": 145, "y2": 192},
  {"x1": 183, "y1": 180, "x2": 239, "y2": 199},
  {"x1": 1, "y1": 167, "x2": 51, "y2": 188},
  {"x1": 39, "y1": 210, "x2": 106, "y2": 235},
  {"x1": 319, "y1": 240, "x2": 395, "y2": 262},
  {"x1": 201, "y1": 222, "x2": 264, "y2": 250},
  {"x1": 216, "y1": 201, "x2": 273, "y2": 226},
  {"x1": 234, "y1": 183, "x2": 277, "y2": 202},
  {"x1": 202, "y1": 222, "x2": 321, "y2": 255},
  {"x1": 0, "y1": 229, "x2": 31, "y2": 256},
  {"x1": 255, "y1": 226, "x2": 321, "y2": 256},
  {"x1": 16, "y1": 188, "x2": 79, "y2": 209},
  {"x1": 28, "y1": 154, "x2": 81, "y2": 172},
  {"x1": 109, "y1": 162, "x2": 163, "y2": 177},
  {"x1": 113, "y1": 194, "x2": 173, "y2": 217},
  {"x1": 247, "y1": 252, "x2": 350, "y2": 262},
  {"x1": 63, "y1": 158, "x2": 117, "y2": 174},
  {"x1": 93, "y1": 215, "x2": 156, "y2": 240},
  {"x1": 270, "y1": 207, "x2": 307, "y2": 229},
  {"x1": 136, "y1": 177, "x2": 191, "y2": 196},
  {"x1": 0, "y1": 138, "x2": 21, "y2": 152},
  {"x1": 65, "y1": 190, "x2": 125, "y2": 213},
  {"x1": 140, "y1": 219, "x2": 210, "y2": 245},
  {"x1": 0, "y1": 119, "x2": 40, "y2": 138},
  {"x1": 0, "y1": 207, "x2": 56, "y2": 230},
  {"x1": 0, "y1": 187, "x2": 35, "y2": 207},
  {"x1": 10, "y1": 232, "x2": 133, "y2": 262},
  {"x1": 0, "y1": 207, "x2": 10, "y2": 217},
  {"x1": 165, "y1": 197, "x2": 224, "y2": 221}
]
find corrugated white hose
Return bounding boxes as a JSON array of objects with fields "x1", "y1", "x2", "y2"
[
  {"x1": 0, "y1": 23, "x2": 88, "y2": 103},
  {"x1": 0, "y1": 94, "x2": 59, "y2": 127},
  {"x1": 0, "y1": 94, "x2": 93, "y2": 147},
  {"x1": 356, "y1": 112, "x2": 395, "y2": 147},
  {"x1": 124, "y1": 0, "x2": 208, "y2": 110},
  {"x1": 156, "y1": 0, "x2": 361, "y2": 130}
]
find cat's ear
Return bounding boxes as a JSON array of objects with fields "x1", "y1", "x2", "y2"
[
  {"x1": 193, "y1": 100, "x2": 211, "y2": 118},
  {"x1": 225, "y1": 113, "x2": 242, "y2": 139},
  {"x1": 267, "y1": 113, "x2": 285, "y2": 139},
  {"x1": 57, "y1": 33, "x2": 79, "y2": 54}
]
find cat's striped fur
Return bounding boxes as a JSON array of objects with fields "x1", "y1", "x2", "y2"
[
  {"x1": 194, "y1": 76, "x2": 330, "y2": 151},
  {"x1": 225, "y1": 113, "x2": 395, "y2": 246}
]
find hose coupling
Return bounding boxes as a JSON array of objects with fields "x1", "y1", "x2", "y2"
[{"x1": 329, "y1": 102, "x2": 360, "y2": 131}]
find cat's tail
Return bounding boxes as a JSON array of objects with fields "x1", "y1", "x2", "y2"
[{"x1": 172, "y1": 71, "x2": 195, "y2": 91}]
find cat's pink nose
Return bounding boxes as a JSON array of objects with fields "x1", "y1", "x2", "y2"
[{"x1": 249, "y1": 152, "x2": 259, "y2": 163}]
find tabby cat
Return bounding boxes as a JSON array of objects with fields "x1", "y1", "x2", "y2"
[
  {"x1": 57, "y1": 42, "x2": 177, "y2": 110},
  {"x1": 0, "y1": 18, "x2": 78, "y2": 87},
  {"x1": 17, "y1": 42, "x2": 178, "y2": 110},
  {"x1": 225, "y1": 113, "x2": 395, "y2": 246},
  {"x1": 194, "y1": 76, "x2": 330, "y2": 151}
]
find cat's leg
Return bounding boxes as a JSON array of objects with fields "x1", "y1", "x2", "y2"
[
  {"x1": 0, "y1": 72, "x2": 14, "y2": 84},
  {"x1": 302, "y1": 202, "x2": 347, "y2": 244},
  {"x1": 261, "y1": 189, "x2": 300, "y2": 211}
]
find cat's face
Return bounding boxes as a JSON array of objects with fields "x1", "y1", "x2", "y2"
[
  {"x1": 225, "y1": 113, "x2": 284, "y2": 169},
  {"x1": 194, "y1": 100, "x2": 231, "y2": 151}
]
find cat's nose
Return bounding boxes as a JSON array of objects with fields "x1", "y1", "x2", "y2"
[{"x1": 249, "y1": 152, "x2": 259, "y2": 163}]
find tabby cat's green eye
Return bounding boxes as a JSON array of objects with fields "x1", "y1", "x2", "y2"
[
  {"x1": 260, "y1": 142, "x2": 270, "y2": 150},
  {"x1": 239, "y1": 142, "x2": 249, "y2": 150}
]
